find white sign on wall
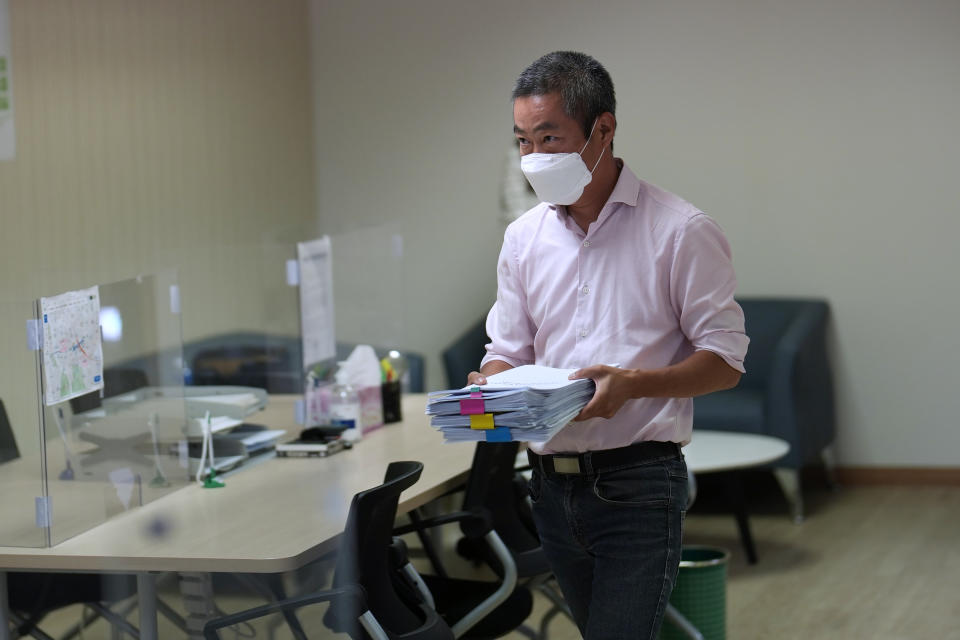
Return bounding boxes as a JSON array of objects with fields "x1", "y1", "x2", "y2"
[{"x1": 0, "y1": 0, "x2": 14, "y2": 161}]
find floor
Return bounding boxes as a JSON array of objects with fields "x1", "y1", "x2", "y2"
[{"x1": 27, "y1": 479, "x2": 960, "y2": 639}]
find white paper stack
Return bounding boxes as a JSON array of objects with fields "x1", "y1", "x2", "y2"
[{"x1": 426, "y1": 365, "x2": 595, "y2": 443}]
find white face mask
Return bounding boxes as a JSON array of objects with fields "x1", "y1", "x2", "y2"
[{"x1": 520, "y1": 120, "x2": 605, "y2": 206}]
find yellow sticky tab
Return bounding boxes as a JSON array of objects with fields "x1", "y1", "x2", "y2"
[{"x1": 469, "y1": 413, "x2": 495, "y2": 430}]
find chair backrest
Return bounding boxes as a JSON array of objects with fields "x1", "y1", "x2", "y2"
[
  {"x1": 0, "y1": 398, "x2": 20, "y2": 464},
  {"x1": 737, "y1": 298, "x2": 829, "y2": 391},
  {"x1": 457, "y1": 443, "x2": 553, "y2": 582},
  {"x1": 69, "y1": 367, "x2": 150, "y2": 414},
  {"x1": 328, "y1": 460, "x2": 451, "y2": 639},
  {"x1": 192, "y1": 345, "x2": 294, "y2": 391},
  {"x1": 461, "y1": 443, "x2": 539, "y2": 553},
  {"x1": 442, "y1": 318, "x2": 489, "y2": 388},
  {"x1": 181, "y1": 332, "x2": 426, "y2": 393}
]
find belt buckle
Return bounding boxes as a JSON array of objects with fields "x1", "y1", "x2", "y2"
[{"x1": 552, "y1": 456, "x2": 581, "y2": 474}]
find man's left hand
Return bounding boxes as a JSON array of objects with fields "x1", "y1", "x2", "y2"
[
  {"x1": 568, "y1": 365, "x2": 638, "y2": 421},
  {"x1": 567, "y1": 351, "x2": 742, "y2": 421}
]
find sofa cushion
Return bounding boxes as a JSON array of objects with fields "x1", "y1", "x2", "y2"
[{"x1": 693, "y1": 388, "x2": 766, "y2": 435}]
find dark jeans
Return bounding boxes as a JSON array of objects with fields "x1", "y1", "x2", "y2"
[{"x1": 528, "y1": 447, "x2": 687, "y2": 640}]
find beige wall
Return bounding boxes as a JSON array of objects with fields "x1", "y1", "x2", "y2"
[
  {"x1": 310, "y1": 0, "x2": 960, "y2": 466},
  {"x1": 0, "y1": 0, "x2": 315, "y2": 451}
]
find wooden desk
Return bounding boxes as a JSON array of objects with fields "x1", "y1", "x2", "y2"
[{"x1": 0, "y1": 394, "x2": 473, "y2": 639}]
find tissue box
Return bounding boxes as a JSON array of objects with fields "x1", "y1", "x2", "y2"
[{"x1": 358, "y1": 385, "x2": 384, "y2": 434}]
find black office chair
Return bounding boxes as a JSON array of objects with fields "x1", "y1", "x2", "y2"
[
  {"x1": 442, "y1": 319, "x2": 489, "y2": 391},
  {"x1": 68, "y1": 367, "x2": 150, "y2": 414},
  {"x1": 204, "y1": 461, "x2": 531, "y2": 640},
  {"x1": 452, "y1": 442, "x2": 572, "y2": 639},
  {"x1": 0, "y1": 398, "x2": 18, "y2": 464},
  {"x1": 205, "y1": 461, "x2": 447, "y2": 639},
  {"x1": 1, "y1": 398, "x2": 140, "y2": 639},
  {"x1": 191, "y1": 345, "x2": 301, "y2": 393}
]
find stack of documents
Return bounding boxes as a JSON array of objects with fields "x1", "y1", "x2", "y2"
[{"x1": 426, "y1": 365, "x2": 595, "y2": 443}]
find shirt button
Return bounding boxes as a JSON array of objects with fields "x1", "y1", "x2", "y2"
[
  {"x1": 581, "y1": 285, "x2": 590, "y2": 295},
  {"x1": 582, "y1": 240, "x2": 591, "y2": 247},
  {"x1": 580, "y1": 329, "x2": 588, "y2": 337}
]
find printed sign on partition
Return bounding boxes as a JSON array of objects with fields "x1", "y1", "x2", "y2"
[
  {"x1": 297, "y1": 236, "x2": 336, "y2": 370},
  {"x1": 40, "y1": 286, "x2": 105, "y2": 405}
]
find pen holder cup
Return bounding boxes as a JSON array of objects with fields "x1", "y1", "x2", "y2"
[{"x1": 381, "y1": 381, "x2": 402, "y2": 423}]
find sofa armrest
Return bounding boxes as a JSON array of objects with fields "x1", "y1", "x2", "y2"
[{"x1": 766, "y1": 302, "x2": 834, "y2": 465}]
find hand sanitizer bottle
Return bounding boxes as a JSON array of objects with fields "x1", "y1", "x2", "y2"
[{"x1": 330, "y1": 369, "x2": 361, "y2": 442}]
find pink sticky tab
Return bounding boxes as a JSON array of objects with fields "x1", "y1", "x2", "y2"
[
  {"x1": 470, "y1": 391, "x2": 483, "y2": 399},
  {"x1": 460, "y1": 398, "x2": 485, "y2": 415}
]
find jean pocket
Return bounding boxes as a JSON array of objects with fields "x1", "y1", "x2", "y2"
[
  {"x1": 592, "y1": 462, "x2": 671, "y2": 507},
  {"x1": 667, "y1": 455, "x2": 688, "y2": 481},
  {"x1": 528, "y1": 469, "x2": 543, "y2": 504}
]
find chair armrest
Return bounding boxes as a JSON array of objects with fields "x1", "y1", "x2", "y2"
[
  {"x1": 203, "y1": 584, "x2": 367, "y2": 640},
  {"x1": 767, "y1": 303, "x2": 832, "y2": 462},
  {"x1": 393, "y1": 508, "x2": 492, "y2": 539},
  {"x1": 769, "y1": 303, "x2": 828, "y2": 377},
  {"x1": 451, "y1": 530, "x2": 518, "y2": 638},
  {"x1": 395, "y1": 510, "x2": 521, "y2": 639}
]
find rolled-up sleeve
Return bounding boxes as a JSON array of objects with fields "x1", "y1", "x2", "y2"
[
  {"x1": 669, "y1": 214, "x2": 749, "y2": 373},
  {"x1": 481, "y1": 228, "x2": 536, "y2": 369}
]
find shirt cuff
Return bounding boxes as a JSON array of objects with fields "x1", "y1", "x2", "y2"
[
  {"x1": 693, "y1": 330, "x2": 749, "y2": 373},
  {"x1": 479, "y1": 353, "x2": 533, "y2": 370}
]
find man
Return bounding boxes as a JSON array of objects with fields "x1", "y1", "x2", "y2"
[{"x1": 468, "y1": 51, "x2": 749, "y2": 639}]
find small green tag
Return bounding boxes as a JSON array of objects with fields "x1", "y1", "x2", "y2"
[
  {"x1": 202, "y1": 470, "x2": 225, "y2": 489},
  {"x1": 0, "y1": 58, "x2": 6, "y2": 72},
  {"x1": 0, "y1": 97, "x2": 8, "y2": 110}
]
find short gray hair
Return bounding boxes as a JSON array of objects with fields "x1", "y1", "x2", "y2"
[{"x1": 512, "y1": 51, "x2": 616, "y2": 139}]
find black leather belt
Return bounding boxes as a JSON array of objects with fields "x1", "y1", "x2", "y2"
[{"x1": 527, "y1": 441, "x2": 681, "y2": 475}]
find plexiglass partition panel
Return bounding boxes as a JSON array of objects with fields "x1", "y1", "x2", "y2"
[
  {"x1": 39, "y1": 271, "x2": 191, "y2": 546},
  {"x1": 181, "y1": 231, "x2": 308, "y2": 396},
  {"x1": 0, "y1": 297, "x2": 47, "y2": 547},
  {"x1": 328, "y1": 225, "x2": 407, "y2": 356},
  {"x1": 181, "y1": 222, "x2": 410, "y2": 392}
]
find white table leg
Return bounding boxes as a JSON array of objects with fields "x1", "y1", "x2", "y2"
[{"x1": 137, "y1": 572, "x2": 159, "y2": 640}]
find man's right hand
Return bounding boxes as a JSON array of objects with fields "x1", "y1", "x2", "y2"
[
  {"x1": 466, "y1": 371, "x2": 488, "y2": 386},
  {"x1": 466, "y1": 360, "x2": 515, "y2": 387}
]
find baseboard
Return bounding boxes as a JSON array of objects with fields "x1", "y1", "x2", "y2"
[{"x1": 834, "y1": 466, "x2": 960, "y2": 486}]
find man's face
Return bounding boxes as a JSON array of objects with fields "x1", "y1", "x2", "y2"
[{"x1": 513, "y1": 92, "x2": 594, "y2": 158}]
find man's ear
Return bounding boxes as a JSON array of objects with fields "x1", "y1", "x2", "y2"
[{"x1": 598, "y1": 112, "x2": 617, "y2": 146}]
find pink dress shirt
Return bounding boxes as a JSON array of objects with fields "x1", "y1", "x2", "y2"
[{"x1": 482, "y1": 161, "x2": 749, "y2": 454}]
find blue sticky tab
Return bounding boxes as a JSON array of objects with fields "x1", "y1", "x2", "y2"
[{"x1": 485, "y1": 427, "x2": 512, "y2": 443}]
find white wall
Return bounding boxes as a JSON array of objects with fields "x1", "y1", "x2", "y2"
[
  {"x1": 0, "y1": 0, "x2": 315, "y2": 452},
  {"x1": 311, "y1": 0, "x2": 960, "y2": 467}
]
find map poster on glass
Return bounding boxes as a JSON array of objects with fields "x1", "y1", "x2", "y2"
[
  {"x1": 40, "y1": 286, "x2": 105, "y2": 406},
  {"x1": 0, "y1": 0, "x2": 14, "y2": 161}
]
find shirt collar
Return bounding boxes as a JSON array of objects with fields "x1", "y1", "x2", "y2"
[
  {"x1": 607, "y1": 160, "x2": 641, "y2": 208},
  {"x1": 549, "y1": 159, "x2": 641, "y2": 216}
]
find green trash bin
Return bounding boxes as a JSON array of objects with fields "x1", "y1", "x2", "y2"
[{"x1": 660, "y1": 545, "x2": 730, "y2": 640}]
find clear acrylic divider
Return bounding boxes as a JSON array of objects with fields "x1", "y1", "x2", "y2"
[
  {"x1": 38, "y1": 271, "x2": 191, "y2": 547},
  {"x1": 181, "y1": 222, "x2": 411, "y2": 429},
  {"x1": 0, "y1": 296, "x2": 47, "y2": 547}
]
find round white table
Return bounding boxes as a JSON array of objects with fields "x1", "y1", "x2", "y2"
[
  {"x1": 682, "y1": 430, "x2": 790, "y2": 564},
  {"x1": 683, "y1": 430, "x2": 789, "y2": 474}
]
